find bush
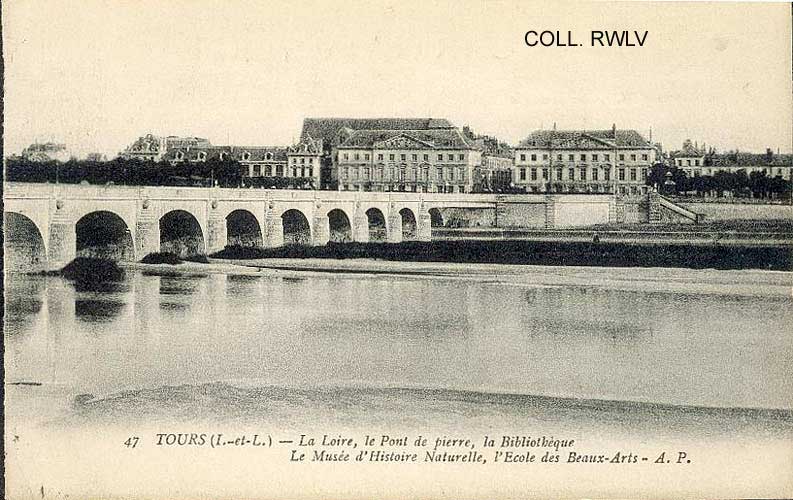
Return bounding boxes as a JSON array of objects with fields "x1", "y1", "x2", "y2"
[
  {"x1": 140, "y1": 252, "x2": 183, "y2": 265},
  {"x1": 61, "y1": 257, "x2": 125, "y2": 283}
]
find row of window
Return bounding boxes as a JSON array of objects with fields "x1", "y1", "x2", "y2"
[
  {"x1": 244, "y1": 165, "x2": 315, "y2": 178},
  {"x1": 340, "y1": 165, "x2": 468, "y2": 183},
  {"x1": 676, "y1": 158, "x2": 701, "y2": 167},
  {"x1": 517, "y1": 167, "x2": 648, "y2": 182},
  {"x1": 290, "y1": 157, "x2": 316, "y2": 165},
  {"x1": 341, "y1": 152, "x2": 467, "y2": 162},
  {"x1": 339, "y1": 184, "x2": 466, "y2": 194},
  {"x1": 519, "y1": 152, "x2": 649, "y2": 163}
]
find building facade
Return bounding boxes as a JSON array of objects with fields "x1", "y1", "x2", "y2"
[
  {"x1": 120, "y1": 134, "x2": 211, "y2": 162},
  {"x1": 21, "y1": 142, "x2": 73, "y2": 162},
  {"x1": 514, "y1": 126, "x2": 656, "y2": 195},
  {"x1": 299, "y1": 117, "x2": 458, "y2": 190},
  {"x1": 333, "y1": 128, "x2": 482, "y2": 193}
]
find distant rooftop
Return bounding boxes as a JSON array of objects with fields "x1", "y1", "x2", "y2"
[
  {"x1": 518, "y1": 128, "x2": 652, "y2": 150},
  {"x1": 300, "y1": 117, "x2": 455, "y2": 146}
]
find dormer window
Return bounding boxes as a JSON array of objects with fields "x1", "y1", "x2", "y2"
[
  {"x1": 197, "y1": 151, "x2": 207, "y2": 161},
  {"x1": 220, "y1": 152, "x2": 228, "y2": 161},
  {"x1": 265, "y1": 152, "x2": 272, "y2": 160},
  {"x1": 176, "y1": 151, "x2": 185, "y2": 160},
  {"x1": 242, "y1": 151, "x2": 251, "y2": 161}
]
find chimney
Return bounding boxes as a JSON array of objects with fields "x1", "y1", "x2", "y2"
[
  {"x1": 611, "y1": 123, "x2": 616, "y2": 138},
  {"x1": 552, "y1": 122, "x2": 557, "y2": 131}
]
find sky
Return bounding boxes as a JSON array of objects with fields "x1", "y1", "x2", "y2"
[{"x1": 3, "y1": 0, "x2": 792, "y2": 158}]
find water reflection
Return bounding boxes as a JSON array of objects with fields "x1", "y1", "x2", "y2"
[{"x1": 3, "y1": 269, "x2": 792, "y2": 410}]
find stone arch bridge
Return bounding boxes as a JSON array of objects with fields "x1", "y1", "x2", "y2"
[
  {"x1": 3, "y1": 182, "x2": 659, "y2": 271},
  {"x1": 3, "y1": 182, "x2": 510, "y2": 270}
]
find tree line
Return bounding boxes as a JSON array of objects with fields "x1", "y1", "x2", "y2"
[
  {"x1": 4, "y1": 157, "x2": 316, "y2": 189},
  {"x1": 647, "y1": 164, "x2": 791, "y2": 199}
]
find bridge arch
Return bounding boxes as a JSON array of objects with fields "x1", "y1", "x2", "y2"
[
  {"x1": 399, "y1": 207, "x2": 417, "y2": 240},
  {"x1": 428, "y1": 207, "x2": 444, "y2": 227},
  {"x1": 365, "y1": 207, "x2": 387, "y2": 242},
  {"x1": 226, "y1": 209, "x2": 263, "y2": 248},
  {"x1": 282, "y1": 209, "x2": 311, "y2": 245},
  {"x1": 76, "y1": 210, "x2": 135, "y2": 261},
  {"x1": 327, "y1": 208, "x2": 352, "y2": 243},
  {"x1": 4, "y1": 212, "x2": 47, "y2": 271},
  {"x1": 160, "y1": 210, "x2": 206, "y2": 257}
]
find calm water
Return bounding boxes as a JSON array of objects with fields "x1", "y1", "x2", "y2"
[{"x1": 4, "y1": 265, "x2": 792, "y2": 412}]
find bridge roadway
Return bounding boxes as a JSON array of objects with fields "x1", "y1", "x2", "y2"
[{"x1": 3, "y1": 182, "x2": 621, "y2": 270}]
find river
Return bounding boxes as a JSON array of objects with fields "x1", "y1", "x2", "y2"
[{"x1": 4, "y1": 263, "x2": 793, "y2": 498}]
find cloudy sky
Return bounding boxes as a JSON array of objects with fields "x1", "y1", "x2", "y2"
[{"x1": 3, "y1": 0, "x2": 792, "y2": 157}]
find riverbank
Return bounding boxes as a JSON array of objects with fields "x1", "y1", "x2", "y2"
[{"x1": 210, "y1": 240, "x2": 792, "y2": 271}]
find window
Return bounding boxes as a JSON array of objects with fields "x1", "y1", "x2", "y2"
[
  {"x1": 618, "y1": 154, "x2": 624, "y2": 161},
  {"x1": 400, "y1": 154, "x2": 406, "y2": 161},
  {"x1": 276, "y1": 166, "x2": 283, "y2": 176},
  {"x1": 694, "y1": 159, "x2": 700, "y2": 166},
  {"x1": 520, "y1": 168, "x2": 527, "y2": 181},
  {"x1": 389, "y1": 154, "x2": 395, "y2": 161},
  {"x1": 580, "y1": 154, "x2": 586, "y2": 161},
  {"x1": 630, "y1": 169, "x2": 637, "y2": 181},
  {"x1": 308, "y1": 168, "x2": 313, "y2": 177},
  {"x1": 592, "y1": 169, "x2": 599, "y2": 181},
  {"x1": 568, "y1": 168, "x2": 574, "y2": 180},
  {"x1": 378, "y1": 154, "x2": 384, "y2": 161},
  {"x1": 343, "y1": 153, "x2": 348, "y2": 160},
  {"x1": 592, "y1": 154, "x2": 598, "y2": 161},
  {"x1": 604, "y1": 154, "x2": 610, "y2": 161},
  {"x1": 542, "y1": 168, "x2": 549, "y2": 180},
  {"x1": 459, "y1": 154, "x2": 464, "y2": 161},
  {"x1": 354, "y1": 153, "x2": 359, "y2": 160},
  {"x1": 542, "y1": 154, "x2": 548, "y2": 160},
  {"x1": 309, "y1": 158, "x2": 314, "y2": 164},
  {"x1": 557, "y1": 154, "x2": 562, "y2": 161},
  {"x1": 423, "y1": 154, "x2": 429, "y2": 161},
  {"x1": 448, "y1": 154, "x2": 454, "y2": 161},
  {"x1": 364, "y1": 154, "x2": 370, "y2": 161},
  {"x1": 604, "y1": 168, "x2": 610, "y2": 181},
  {"x1": 686, "y1": 160, "x2": 691, "y2": 166},
  {"x1": 412, "y1": 154, "x2": 418, "y2": 161},
  {"x1": 530, "y1": 168, "x2": 538, "y2": 181},
  {"x1": 253, "y1": 165, "x2": 261, "y2": 176},
  {"x1": 436, "y1": 167, "x2": 443, "y2": 180},
  {"x1": 630, "y1": 154, "x2": 636, "y2": 161},
  {"x1": 300, "y1": 158, "x2": 305, "y2": 164},
  {"x1": 557, "y1": 168, "x2": 563, "y2": 181},
  {"x1": 520, "y1": 154, "x2": 526, "y2": 161},
  {"x1": 641, "y1": 168, "x2": 647, "y2": 180},
  {"x1": 641, "y1": 154, "x2": 648, "y2": 161},
  {"x1": 580, "y1": 168, "x2": 587, "y2": 181},
  {"x1": 619, "y1": 168, "x2": 625, "y2": 181},
  {"x1": 301, "y1": 168, "x2": 306, "y2": 177},
  {"x1": 531, "y1": 154, "x2": 537, "y2": 161},
  {"x1": 568, "y1": 154, "x2": 574, "y2": 161}
]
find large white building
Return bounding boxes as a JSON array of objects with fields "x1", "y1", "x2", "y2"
[{"x1": 514, "y1": 126, "x2": 656, "y2": 195}]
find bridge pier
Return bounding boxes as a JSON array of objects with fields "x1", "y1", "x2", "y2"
[
  {"x1": 417, "y1": 210, "x2": 432, "y2": 241},
  {"x1": 48, "y1": 220, "x2": 76, "y2": 270},
  {"x1": 135, "y1": 216, "x2": 159, "y2": 260},
  {"x1": 263, "y1": 214, "x2": 284, "y2": 248},
  {"x1": 353, "y1": 210, "x2": 369, "y2": 243},
  {"x1": 312, "y1": 215, "x2": 330, "y2": 246},
  {"x1": 387, "y1": 211, "x2": 402, "y2": 243},
  {"x1": 207, "y1": 215, "x2": 227, "y2": 254}
]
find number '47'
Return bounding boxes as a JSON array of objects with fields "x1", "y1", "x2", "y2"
[{"x1": 124, "y1": 436, "x2": 140, "y2": 449}]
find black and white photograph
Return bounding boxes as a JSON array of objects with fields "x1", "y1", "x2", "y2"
[{"x1": 3, "y1": 1, "x2": 792, "y2": 498}]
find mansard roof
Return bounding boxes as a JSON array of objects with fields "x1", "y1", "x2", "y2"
[
  {"x1": 287, "y1": 136, "x2": 323, "y2": 155},
  {"x1": 163, "y1": 145, "x2": 287, "y2": 162},
  {"x1": 300, "y1": 117, "x2": 455, "y2": 145},
  {"x1": 518, "y1": 129, "x2": 652, "y2": 150},
  {"x1": 337, "y1": 128, "x2": 478, "y2": 150}
]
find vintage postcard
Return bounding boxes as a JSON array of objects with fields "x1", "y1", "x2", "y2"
[{"x1": 3, "y1": 1, "x2": 792, "y2": 498}]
